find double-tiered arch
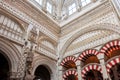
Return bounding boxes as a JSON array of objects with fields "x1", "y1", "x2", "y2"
[{"x1": 81, "y1": 64, "x2": 102, "y2": 79}]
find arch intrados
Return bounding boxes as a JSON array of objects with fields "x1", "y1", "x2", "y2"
[
  {"x1": 61, "y1": 56, "x2": 77, "y2": 66},
  {"x1": 78, "y1": 49, "x2": 99, "y2": 61}
]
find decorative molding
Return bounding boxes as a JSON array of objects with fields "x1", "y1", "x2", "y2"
[
  {"x1": 39, "y1": 44, "x2": 56, "y2": 54},
  {"x1": 0, "y1": 14, "x2": 24, "y2": 45},
  {"x1": 35, "y1": 47, "x2": 57, "y2": 60},
  {"x1": 60, "y1": 23, "x2": 120, "y2": 58},
  {"x1": 0, "y1": 1, "x2": 58, "y2": 42},
  {"x1": 64, "y1": 33, "x2": 120, "y2": 57},
  {"x1": 61, "y1": 1, "x2": 119, "y2": 36}
]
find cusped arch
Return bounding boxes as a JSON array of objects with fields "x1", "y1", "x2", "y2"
[
  {"x1": 63, "y1": 69, "x2": 78, "y2": 79},
  {"x1": 81, "y1": 64, "x2": 102, "y2": 78},
  {"x1": 100, "y1": 40, "x2": 120, "y2": 56},
  {"x1": 78, "y1": 49, "x2": 99, "y2": 62},
  {"x1": 60, "y1": 23, "x2": 120, "y2": 59}
]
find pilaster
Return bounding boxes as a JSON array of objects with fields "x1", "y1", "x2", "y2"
[{"x1": 100, "y1": 59, "x2": 111, "y2": 80}]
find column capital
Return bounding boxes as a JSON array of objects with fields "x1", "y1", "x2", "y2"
[
  {"x1": 99, "y1": 58, "x2": 106, "y2": 65},
  {"x1": 75, "y1": 60, "x2": 81, "y2": 66},
  {"x1": 97, "y1": 53, "x2": 104, "y2": 60},
  {"x1": 58, "y1": 66, "x2": 63, "y2": 71}
]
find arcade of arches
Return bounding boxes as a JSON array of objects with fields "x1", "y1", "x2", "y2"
[
  {"x1": 0, "y1": 0, "x2": 120, "y2": 80},
  {"x1": 61, "y1": 40, "x2": 120, "y2": 80}
]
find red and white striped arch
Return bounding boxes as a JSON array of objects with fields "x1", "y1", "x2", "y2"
[
  {"x1": 78, "y1": 49, "x2": 99, "y2": 62},
  {"x1": 60, "y1": 56, "x2": 77, "y2": 66},
  {"x1": 63, "y1": 69, "x2": 78, "y2": 79},
  {"x1": 100, "y1": 40, "x2": 120, "y2": 56},
  {"x1": 106, "y1": 57, "x2": 120, "y2": 72},
  {"x1": 81, "y1": 64, "x2": 102, "y2": 78}
]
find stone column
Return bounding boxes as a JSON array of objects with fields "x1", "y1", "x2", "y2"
[
  {"x1": 76, "y1": 60, "x2": 82, "y2": 80},
  {"x1": 58, "y1": 66, "x2": 63, "y2": 80},
  {"x1": 99, "y1": 58, "x2": 111, "y2": 80}
]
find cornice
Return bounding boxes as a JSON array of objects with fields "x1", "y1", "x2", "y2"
[{"x1": 0, "y1": 0, "x2": 58, "y2": 42}]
